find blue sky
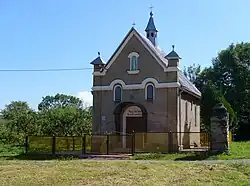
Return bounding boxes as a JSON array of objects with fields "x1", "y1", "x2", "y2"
[{"x1": 0, "y1": 0, "x2": 250, "y2": 110}]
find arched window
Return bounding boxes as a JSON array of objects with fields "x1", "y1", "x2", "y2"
[
  {"x1": 131, "y1": 56, "x2": 137, "y2": 71},
  {"x1": 114, "y1": 84, "x2": 122, "y2": 103},
  {"x1": 145, "y1": 83, "x2": 154, "y2": 100},
  {"x1": 128, "y1": 52, "x2": 139, "y2": 73}
]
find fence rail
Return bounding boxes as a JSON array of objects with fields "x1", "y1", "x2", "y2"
[{"x1": 25, "y1": 132, "x2": 211, "y2": 155}]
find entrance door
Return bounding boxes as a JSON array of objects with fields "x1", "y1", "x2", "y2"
[
  {"x1": 126, "y1": 117, "x2": 146, "y2": 148},
  {"x1": 126, "y1": 117, "x2": 146, "y2": 133}
]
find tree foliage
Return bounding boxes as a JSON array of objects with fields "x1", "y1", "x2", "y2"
[
  {"x1": 184, "y1": 42, "x2": 250, "y2": 136},
  {"x1": 0, "y1": 101, "x2": 38, "y2": 143},
  {"x1": 38, "y1": 93, "x2": 84, "y2": 111},
  {"x1": 0, "y1": 94, "x2": 92, "y2": 144}
]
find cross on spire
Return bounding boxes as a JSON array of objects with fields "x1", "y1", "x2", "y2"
[
  {"x1": 132, "y1": 22, "x2": 136, "y2": 27},
  {"x1": 149, "y1": 5, "x2": 154, "y2": 17},
  {"x1": 149, "y1": 5, "x2": 154, "y2": 12}
]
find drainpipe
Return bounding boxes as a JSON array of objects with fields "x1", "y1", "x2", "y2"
[{"x1": 179, "y1": 86, "x2": 184, "y2": 151}]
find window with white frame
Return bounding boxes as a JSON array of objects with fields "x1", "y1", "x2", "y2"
[
  {"x1": 113, "y1": 84, "x2": 122, "y2": 103},
  {"x1": 128, "y1": 52, "x2": 139, "y2": 73},
  {"x1": 145, "y1": 83, "x2": 154, "y2": 100}
]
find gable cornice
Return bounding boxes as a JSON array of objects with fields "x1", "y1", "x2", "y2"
[{"x1": 94, "y1": 27, "x2": 170, "y2": 76}]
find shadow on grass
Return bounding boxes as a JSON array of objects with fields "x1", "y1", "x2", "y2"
[
  {"x1": 174, "y1": 151, "x2": 227, "y2": 161},
  {"x1": 174, "y1": 153, "x2": 211, "y2": 161},
  {"x1": 2, "y1": 153, "x2": 81, "y2": 160}
]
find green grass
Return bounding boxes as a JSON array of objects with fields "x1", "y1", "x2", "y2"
[
  {"x1": 1, "y1": 141, "x2": 250, "y2": 161},
  {"x1": 0, "y1": 160, "x2": 250, "y2": 185},
  {"x1": 131, "y1": 141, "x2": 250, "y2": 161}
]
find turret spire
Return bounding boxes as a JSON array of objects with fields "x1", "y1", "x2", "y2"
[{"x1": 145, "y1": 7, "x2": 158, "y2": 46}]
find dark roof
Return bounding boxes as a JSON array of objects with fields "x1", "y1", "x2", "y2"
[
  {"x1": 178, "y1": 72, "x2": 201, "y2": 97},
  {"x1": 145, "y1": 12, "x2": 157, "y2": 32},
  {"x1": 165, "y1": 50, "x2": 181, "y2": 59},
  {"x1": 90, "y1": 56, "x2": 105, "y2": 65}
]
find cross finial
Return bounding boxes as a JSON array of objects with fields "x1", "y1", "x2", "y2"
[
  {"x1": 149, "y1": 5, "x2": 154, "y2": 16},
  {"x1": 150, "y1": 5, "x2": 154, "y2": 12},
  {"x1": 98, "y1": 52, "x2": 100, "y2": 56},
  {"x1": 172, "y1": 45, "x2": 175, "y2": 51},
  {"x1": 132, "y1": 22, "x2": 136, "y2": 27}
]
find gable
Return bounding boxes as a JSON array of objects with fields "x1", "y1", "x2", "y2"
[
  {"x1": 99, "y1": 33, "x2": 169, "y2": 85},
  {"x1": 100, "y1": 28, "x2": 169, "y2": 75}
]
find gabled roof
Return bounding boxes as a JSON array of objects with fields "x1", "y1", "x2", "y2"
[
  {"x1": 138, "y1": 32, "x2": 168, "y2": 65},
  {"x1": 92, "y1": 27, "x2": 201, "y2": 98},
  {"x1": 178, "y1": 71, "x2": 201, "y2": 97},
  {"x1": 103, "y1": 27, "x2": 168, "y2": 71}
]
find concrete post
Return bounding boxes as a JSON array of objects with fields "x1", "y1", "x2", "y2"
[{"x1": 210, "y1": 103, "x2": 230, "y2": 154}]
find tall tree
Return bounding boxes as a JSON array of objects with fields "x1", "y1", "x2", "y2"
[{"x1": 38, "y1": 93, "x2": 84, "y2": 111}]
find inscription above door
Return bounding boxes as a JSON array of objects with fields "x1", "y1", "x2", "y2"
[{"x1": 125, "y1": 106, "x2": 142, "y2": 117}]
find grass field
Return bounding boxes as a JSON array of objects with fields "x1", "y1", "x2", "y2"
[
  {"x1": 0, "y1": 142, "x2": 250, "y2": 185},
  {"x1": 132, "y1": 141, "x2": 250, "y2": 161},
  {"x1": 1, "y1": 141, "x2": 250, "y2": 161},
  {"x1": 0, "y1": 160, "x2": 250, "y2": 185}
]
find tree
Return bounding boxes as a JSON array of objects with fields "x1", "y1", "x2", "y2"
[
  {"x1": 183, "y1": 63, "x2": 201, "y2": 83},
  {"x1": 38, "y1": 93, "x2": 84, "y2": 111},
  {"x1": 38, "y1": 106, "x2": 91, "y2": 136},
  {"x1": 37, "y1": 94, "x2": 92, "y2": 136},
  {"x1": 1, "y1": 101, "x2": 38, "y2": 143},
  {"x1": 185, "y1": 43, "x2": 249, "y2": 137},
  {"x1": 200, "y1": 83, "x2": 237, "y2": 132}
]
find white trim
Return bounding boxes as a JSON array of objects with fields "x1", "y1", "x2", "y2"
[
  {"x1": 92, "y1": 71, "x2": 105, "y2": 76},
  {"x1": 92, "y1": 78, "x2": 180, "y2": 91},
  {"x1": 167, "y1": 57, "x2": 181, "y2": 60},
  {"x1": 113, "y1": 84, "x2": 122, "y2": 102},
  {"x1": 92, "y1": 66, "x2": 179, "y2": 76},
  {"x1": 128, "y1": 52, "x2": 139, "y2": 58},
  {"x1": 165, "y1": 66, "x2": 180, "y2": 72},
  {"x1": 145, "y1": 83, "x2": 155, "y2": 100},
  {"x1": 127, "y1": 70, "x2": 140, "y2": 74}
]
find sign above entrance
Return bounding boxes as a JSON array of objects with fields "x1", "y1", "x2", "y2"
[{"x1": 125, "y1": 106, "x2": 143, "y2": 117}]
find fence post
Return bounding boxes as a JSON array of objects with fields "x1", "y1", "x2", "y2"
[
  {"x1": 168, "y1": 131, "x2": 173, "y2": 153},
  {"x1": 25, "y1": 136, "x2": 29, "y2": 154},
  {"x1": 72, "y1": 136, "x2": 75, "y2": 151},
  {"x1": 82, "y1": 134, "x2": 86, "y2": 155},
  {"x1": 52, "y1": 135, "x2": 56, "y2": 156},
  {"x1": 131, "y1": 131, "x2": 135, "y2": 156},
  {"x1": 106, "y1": 134, "x2": 109, "y2": 155}
]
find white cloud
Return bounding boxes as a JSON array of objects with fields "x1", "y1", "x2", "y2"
[{"x1": 76, "y1": 91, "x2": 93, "y2": 107}]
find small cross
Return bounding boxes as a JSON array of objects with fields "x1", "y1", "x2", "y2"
[
  {"x1": 149, "y1": 5, "x2": 154, "y2": 12},
  {"x1": 172, "y1": 45, "x2": 175, "y2": 51},
  {"x1": 132, "y1": 22, "x2": 136, "y2": 27},
  {"x1": 98, "y1": 52, "x2": 100, "y2": 56}
]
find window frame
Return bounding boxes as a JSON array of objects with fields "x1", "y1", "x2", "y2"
[
  {"x1": 127, "y1": 52, "x2": 139, "y2": 74},
  {"x1": 145, "y1": 83, "x2": 155, "y2": 100},
  {"x1": 113, "y1": 84, "x2": 122, "y2": 103}
]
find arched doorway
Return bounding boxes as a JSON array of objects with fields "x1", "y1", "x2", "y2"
[{"x1": 114, "y1": 102, "x2": 147, "y2": 148}]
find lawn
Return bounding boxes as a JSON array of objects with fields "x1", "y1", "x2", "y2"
[
  {"x1": 131, "y1": 141, "x2": 250, "y2": 161},
  {"x1": 0, "y1": 160, "x2": 250, "y2": 185},
  {"x1": 0, "y1": 142, "x2": 250, "y2": 185}
]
